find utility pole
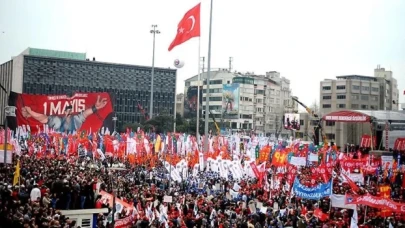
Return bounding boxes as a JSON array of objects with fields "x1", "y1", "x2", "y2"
[
  {"x1": 229, "y1": 57, "x2": 233, "y2": 72},
  {"x1": 112, "y1": 115, "x2": 118, "y2": 133},
  {"x1": 149, "y1": 25, "x2": 160, "y2": 119},
  {"x1": 203, "y1": 0, "x2": 214, "y2": 152}
]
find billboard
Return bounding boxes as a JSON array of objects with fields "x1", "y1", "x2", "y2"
[
  {"x1": 183, "y1": 86, "x2": 202, "y2": 118},
  {"x1": 284, "y1": 113, "x2": 300, "y2": 130},
  {"x1": 222, "y1": 84, "x2": 240, "y2": 117},
  {"x1": 8, "y1": 92, "x2": 114, "y2": 134}
]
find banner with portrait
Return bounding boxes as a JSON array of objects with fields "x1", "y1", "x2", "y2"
[{"x1": 8, "y1": 92, "x2": 114, "y2": 134}]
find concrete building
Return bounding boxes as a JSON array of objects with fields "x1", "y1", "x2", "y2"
[
  {"x1": 374, "y1": 65, "x2": 399, "y2": 111},
  {"x1": 294, "y1": 112, "x2": 312, "y2": 141},
  {"x1": 0, "y1": 48, "x2": 177, "y2": 129},
  {"x1": 184, "y1": 69, "x2": 297, "y2": 135},
  {"x1": 176, "y1": 93, "x2": 184, "y2": 117},
  {"x1": 319, "y1": 66, "x2": 400, "y2": 147}
]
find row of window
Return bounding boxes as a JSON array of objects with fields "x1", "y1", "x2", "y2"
[
  {"x1": 202, "y1": 88, "x2": 222, "y2": 93},
  {"x1": 202, "y1": 97, "x2": 222, "y2": 101},
  {"x1": 351, "y1": 95, "x2": 378, "y2": 101},
  {"x1": 203, "y1": 80, "x2": 223, "y2": 85},
  {"x1": 323, "y1": 94, "x2": 379, "y2": 101},
  {"x1": 25, "y1": 57, "x2": 176, "y2": 76},
  {"x1": 322, "y1": 103, "x2": 378, "y2": 110},
  {"x1": 323, "y1": 85, "x2": 379, "y2": 92}
]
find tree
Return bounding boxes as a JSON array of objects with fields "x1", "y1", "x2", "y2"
[
  {"x1": 275, "y1": 115, "x2": 284, "y2": 139},
  {"x1": 121, "y1": 122, "x2": 143, "y2": 132},
  {"x1": 145, "y1": 114, "x2": 174, "y2": 133},
  {"x1": 310, "y1": 99, "x2": 320, "y2": 115}
]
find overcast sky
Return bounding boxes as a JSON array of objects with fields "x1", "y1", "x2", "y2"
[{"x1": 1, "y1": 0, "x2": 404, "y2": 109}]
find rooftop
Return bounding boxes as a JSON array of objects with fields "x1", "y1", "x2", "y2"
[
  {"x1": 336, "y1": 75, "x2": 377, "y2": 81},
  {"x1": 28, "y1": 47, "x2": 86, "y2": 60}
]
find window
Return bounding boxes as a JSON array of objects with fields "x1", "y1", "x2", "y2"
[
  {"x1": 202, "y1": 97, "x2": 222, "y2": 101},
  {"x1": 361, "y1": 105, "x2": 368, "y2": 109},
  {"x1": 202, "y1": 88, "x2": 222, "y2": 93},
  {"x1": 326, "y1": 133, "x2": 335, "y2": 140},
  {"x1": 351, "y1": 104, "x2": 359, "y2": 109},
  {"x1": 323, "y1": 95, "x2": 331, "y2": 100},
  {"x1": 371, "y1": 96, "x2": 378, "y2": 101},
  {"x1": 322, "y1": 86, "x2": 331, "y2": 90},
  {"x1": 362, "y1": 86, "x2": 369, "y2": 91},
  {"x1": 337, "y1": 85, "x2": 346, "y2": 90},
  {"x1": 361, "y1": 95, "x2": 368, "y2": 101},
  {"x1": 322, "y1": 104, "x2": 331, "y2": 108},
  {"x1": 370, "y1": 105, "x2": 377, "y2": 110},
  {"x1": 300, "y1": 120, "x2": 304, "y2": 126},
  {"x1": 352, "y1": 85, "x2": 360, "y2": 90},
  {"x1": 351, "y1": 95, "x2": 359, "y2": 100},
  {"x1": 371, "y1": 87, "x2": 379, "y2": 92},
  {"x1": 326, "y1": 121, "x2": 335, "y2": 126},
  {"x1": 337, "y1": 104, "x2": 346, "y2": 108},
  {"x1": 337, "y1": 95, "x2": 346, "y2": 99},
  {"x1": 203, "y1": 80, "x2": 222, "y2": 85}
]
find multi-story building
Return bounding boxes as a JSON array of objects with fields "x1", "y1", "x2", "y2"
[
  {"x1": 374, "y1": 65, "x2": 399, "y2": 111},
  {"x1": 184, "y1": 69, "x2": 297, "y2": 135},
  {"x1": 176, "y1": 93, "x2": 184, "y2": 117},
  {"x1": 294, "y1": 112, "x2": 311, "y2": 141},
  {"x1": 319, "y1": 66, "x2": 400, "y2": 147},
  {"x1": 0, "y1": 48, "x2": 177, "y2": 129}
]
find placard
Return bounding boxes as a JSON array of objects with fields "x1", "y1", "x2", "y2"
[{"x1": 163, "y1": 195, "x2": 173, "y2": 203}]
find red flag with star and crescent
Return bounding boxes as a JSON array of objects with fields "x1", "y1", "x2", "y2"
[{"x1": 168, "y1": 3, "x2": 201, "y2": 51}]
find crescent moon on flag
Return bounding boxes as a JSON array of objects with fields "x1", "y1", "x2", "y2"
[{"x1": 187, "y1": 16, "x2": 195, "y2": 33}]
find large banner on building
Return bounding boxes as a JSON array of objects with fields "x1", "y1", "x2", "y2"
[
  {"x1": 183, "y1": 86, "x2": 202, "y2": 118},
  {"x1": 222, "y1": 84, "x2": 239, "y2": 118},
  {"x1": 284, "y1": 113, "x2": 300, "y2": 130},
  {"x1": 8, "y1": 92, "x2": 114, "y2": 133}
]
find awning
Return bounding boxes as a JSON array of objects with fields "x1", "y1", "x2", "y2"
[{"x1": 322, "y1": 110, "x2": 371, "y2": 123}]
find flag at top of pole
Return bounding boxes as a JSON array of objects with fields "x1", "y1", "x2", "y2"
[{"x1": 168, "y1": 3, "x2": 201, "y2": 51}]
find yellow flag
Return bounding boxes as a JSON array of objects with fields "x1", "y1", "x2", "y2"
[
  {"x1": 154, "y1": 135, "x2": 161, "y2": 153},
  {"x1": 13, "y1": 160, "x2": 20, "y2": 186}
]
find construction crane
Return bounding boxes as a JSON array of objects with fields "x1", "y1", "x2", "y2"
[
  {"x1": 291, "y1": 97, "x2": 328, "y2": 145},
  {"x1": 209, "y1": 110, "x2": 221, "y2": 135}
]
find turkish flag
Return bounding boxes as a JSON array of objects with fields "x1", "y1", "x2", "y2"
[{"x1": 168, "y1": 3, "x2": 201, "y2": 51}]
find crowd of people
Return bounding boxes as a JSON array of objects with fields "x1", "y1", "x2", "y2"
[{"x1": 0, "y1": 145, "x2": 405, "y2": 228}]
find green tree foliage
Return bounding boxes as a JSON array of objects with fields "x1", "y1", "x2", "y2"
[{"x1": 121, "y1": 122, "x2": 143, "y2": 132}]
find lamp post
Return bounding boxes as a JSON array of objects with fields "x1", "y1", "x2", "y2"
[
  {"x1": 0, "y1": 84, "x2": 14, "y2": 165},
  {"x1": 149, "y1": 25, "x2": 160, "y2": 119},
  {"x1": 112, "y1": 116, "x2": 118, "y2": 133},
  {"x1": 204, "y1": 0, "x2": 214, "y2": 152}
]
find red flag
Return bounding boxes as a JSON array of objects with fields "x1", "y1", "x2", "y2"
[{"x1": 168, "y1": 3, "x2": 201, "y2": 51}]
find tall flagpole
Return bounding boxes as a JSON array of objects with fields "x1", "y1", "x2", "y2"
[
  {"x1": 196, "y1": 38, "x2": 201, "y2": 145},
  {"x1": 204, "y1": 0, "x2": 213, "y2": 152}
]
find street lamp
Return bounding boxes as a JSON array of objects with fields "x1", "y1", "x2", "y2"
[
  {"x1": 112, "y1": 116, "x2": 118, "y2": 133},
  {"x1": 0, "y1": 84, "x2": 15, "y2": 165},
  {"x1": 149, "y1": 25, "x2": 160, "y2": 119},
  {"x1": 204, "y1": 0, "x2": 214, "y2": 152}
]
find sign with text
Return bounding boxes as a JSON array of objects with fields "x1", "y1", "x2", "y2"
[{"x1": 9, "y1": 92, "x2": 114, "y2": 133}]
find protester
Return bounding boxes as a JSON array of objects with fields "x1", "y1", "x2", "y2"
[{"x1": 1, "y1": 127, "x2": 405, "y2": 228}]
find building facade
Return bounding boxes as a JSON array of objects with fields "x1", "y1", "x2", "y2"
[
  {"x1": 319, "y1": 66, "x2": 399, "y2": 147},
  {"x1": 0, "y1": 48, "x2": 177, "y2": 129},
  {"x1": 176, "y1": 93, "x2": 184, "y2": 117},
  {"x1": 184, "y1": 69, "x2": 297, "y2": 135}
]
